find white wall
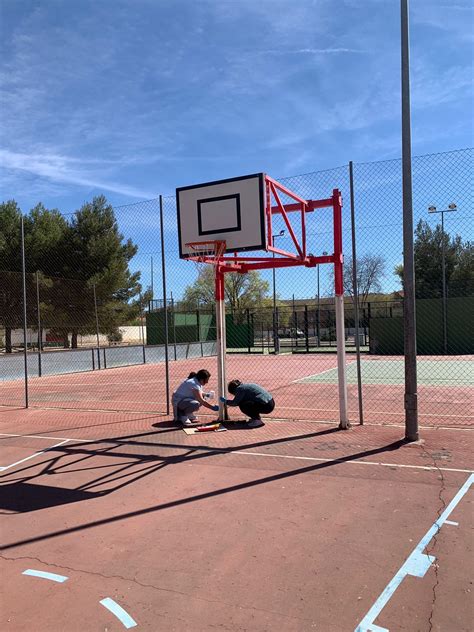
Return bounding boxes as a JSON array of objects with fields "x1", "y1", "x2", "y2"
[{"x1": 2, "y1": 326, "x2": 146, "y2": 347}]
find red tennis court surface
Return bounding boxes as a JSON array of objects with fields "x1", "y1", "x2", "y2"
[
  {"x1": 0, "y1": 405, "x2": 473, "y2": 631},
  {"x1": 2, "y1": 353, "x2": 473, "y2": 428}
]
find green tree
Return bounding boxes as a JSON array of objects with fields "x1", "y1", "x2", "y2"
[
  {"x1": 182, "y1": 266, "x2": 270, "y2": 316},
  {"x1": 24, "y1": 204, "x2": 70, "y2": 277},
  {"x1": 0, "y1": 200, "x2": 22, "y2": 270},
  {"x1": 394, "y1": 220, "x2": 472, "y2": 298},
  {"x1": 0, "y1": 201, "x2": 23, "y2": 351},
  {"x1": 66, "y1": 195, "x2": 145, "y2": 347},
  {"x1": 0, "y1": 195, "x2": 147, "y2": 350}
]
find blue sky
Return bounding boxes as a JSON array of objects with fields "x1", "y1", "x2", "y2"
[{"x1": 1, "y1": 0, "x2": 473, "y2": 299}]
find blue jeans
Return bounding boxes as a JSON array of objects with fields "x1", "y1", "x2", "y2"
[{"x1": 172, "y1": 395, "x2": 200, "y2": 420}]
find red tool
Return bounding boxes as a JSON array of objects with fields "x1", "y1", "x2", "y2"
[{"x1": 195, "y1": 423, "x2": 221, "y2": 432}]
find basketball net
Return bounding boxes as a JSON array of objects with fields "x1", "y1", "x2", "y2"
[{"x1": 185, "y1": 240, "x2": 227, "y2": 277}]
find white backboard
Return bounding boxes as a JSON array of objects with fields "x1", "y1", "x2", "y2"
[{"x1": 176, "y1": 173, "x2": 266, "y2": 258}]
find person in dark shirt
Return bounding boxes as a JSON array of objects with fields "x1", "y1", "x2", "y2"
[{"x1": 220, "y1": 379, "x2": 275, "y2": 427}]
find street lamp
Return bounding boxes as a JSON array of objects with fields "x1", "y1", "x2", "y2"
[
  {"x1": 272, "y1": 230, "x2": 285, "y2": 353},
  {"x1": 317, "y1": 251, "x2": 328, "y2": 347},
  {"x1": 428, "y1": 203, "x2": 457, "y2": 354}
]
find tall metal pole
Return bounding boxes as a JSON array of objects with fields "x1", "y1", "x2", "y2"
[
  {"x1": 36, "y1": 271, "x2": 43, "y2": 378},
  {"x1": 332, "y1": 190, "x2": 349, "y2": 429},
  {"x1": 139, "y1": 292, "x2": 146, "y2": 363},
  {"x1": 159, "y1": 195, "x2": 170, "y2": 415},
  {"x1": 317, "y1": 265, "x2": 320, "y2": 347},
  {"x1": 93, "y1": 284, "x2": 101, "y2": 369},
  {"x1": 215, "y1": 267, "x2": 228, "y2": 421},
  {"x1": 151, "y1": 256, "x2": 154, "y2": 302},
  {"x1": 20, "y1": 216, "x2": 29, "y2": 407},
  {"x1": 272, "y1": 254, "x2": 277, "y2": 353},
  {"x1": 272, "y1": 233, "x2": 283, "y2": 354},
  {"x1": 401, "y1": 0, "x2": 419, "y2": 441},
  {"x1": 441, "y1": 211, "x2": 447, "y2": 354},
  {"x1": 349, "y1": 161, "x2": 364, "y2": 425},
  {"x1": 170, "y1": 291, "x2": 177, "y2": 360}
]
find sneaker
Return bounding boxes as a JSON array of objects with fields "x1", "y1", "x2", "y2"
[
  {"x1": 181, "y1": 417, "x2": 200, "y2": 427},
  {"x1": 247, "y1": 418, "x2": 264, "y2": 428},
  {"x1": 188, "y1": 415, "x2": 198, "y2": 422}
]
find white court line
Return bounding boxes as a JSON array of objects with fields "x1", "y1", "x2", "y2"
[
  {"x1": 0, "y1": 439, "x2": 71, "y2": 471},
  {"x1": 292, "y1": 360, "x2": 357, "y2": 383},
  {"x1": 22, "y1": 569, "x2": 68, "y2": 583},
  {"x1": 231, "y1": 450, "x2": 474, "y2": 474},
  {"x1": 2, "y1": 402, "x2": 472, "y2": 421},
  {"x1": 0, "y1": 432, "x2": 95, "y2": 442},
  {"x1": 355, "y1": 473, "x2": 474, "y2": 632},
  {"x1": 100, "y1": 598, "x2": 137, "y2": 628},
  {"x1": 1, "y1": 433, "x2": 473, "y2": 475}
]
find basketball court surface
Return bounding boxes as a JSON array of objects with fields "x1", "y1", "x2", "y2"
[{"x1": 1, "y1": 401, "x2": 472, "y2": 631}]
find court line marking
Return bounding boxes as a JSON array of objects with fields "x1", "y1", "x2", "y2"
[
  {"x1": 22, "y1": 569, "x2": 68, "y2": 583},
  {"x1": 0, "y1": 439, "x2": 71, "y2": 471},
  {"x1": 0, "y1": 433, "x2": 95, "y2": 442},
  {"x1": 100, "y1": 598, "x2": 137, "y2": 629},
  {"x1": 231, "y1": 450, "x2": 474, "y2": 474},
  {"x1": 355, "y1": 473, "x2": 474, "y2": 632},
  {"x1": 2, "y1": 403, "x2": 471, "y2": 421},
  {"x1": 292, "y1": 360, "x2": 357, "y2": 383},
  {"x1": 1, "y1": 433, "x2": 471, "y2": 475}
]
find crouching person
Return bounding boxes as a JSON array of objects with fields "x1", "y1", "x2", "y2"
[
  {"x1": 172, "y1": 369, "x2": 219, "y2": 426},
  {"x1": 220, "y1": 379, "x2": 274, "y2": 428}
]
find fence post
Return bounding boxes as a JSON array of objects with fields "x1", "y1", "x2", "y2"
[
  {"x1": 21, "y1": 216, "x2": 29, "y2": 407},
  {"x1": 196, "y1": 307, "x2": 201, "y2": 342},
  {"x1": 140, "y1": 293, "x2": 146, "y2": 364},
  {"x1": 36, "y1": 271, "x2": 42, "y2": 378},
  {"x1": 159, "y1": 195, "x2": 171, "y2": 415},
  {"x1": 93, "y1": 284, "x2": 101, "y2": 369},
  {"x1": 304, "y1": 305, "x2": 310, "y2": 352},
  {"x1": 349, "y1": 161, "x2": 364, "y2": 425},
  {"x1": 401, "y1": 0, "x2": 419, "y2": 441},
  {"x1": 246, "y1": 309, "x2": 251, "y2": 353},
  {"x1": 170, "y1": 291, "x2": 177, "y2": 361},
  {"x1": 275, "y1": 306, "x2": 280, "y2": 354}
]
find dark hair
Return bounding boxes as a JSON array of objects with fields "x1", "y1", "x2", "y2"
[
  {"x1": 228, "y1": 379, "x2": 241, "y2": 395},
  {"x1": 189, "y1": 369, "x2": 211, "y2": 383}
]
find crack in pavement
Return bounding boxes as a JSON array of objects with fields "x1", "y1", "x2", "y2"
[
  {"x1": 0, "y1": 553, "x2": 314, "y2": 623},
  {"x1": 421, "y1": 446, "x2": 447, "y2": 632}
]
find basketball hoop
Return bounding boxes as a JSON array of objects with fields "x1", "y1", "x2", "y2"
[{"x1": 185, "y1": 240, "x2": 227, "y2": 269}]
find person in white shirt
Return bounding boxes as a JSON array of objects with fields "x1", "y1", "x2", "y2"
[{"x1": 172, "y1": 369, "x2": 218, "y2": 426}]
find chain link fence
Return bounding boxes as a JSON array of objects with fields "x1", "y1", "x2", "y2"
[{"x1": 1, "y1": 148, "x2": 472, "y2": 426}]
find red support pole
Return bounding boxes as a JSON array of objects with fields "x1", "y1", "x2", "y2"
[
  {"x1": 332, "y1": 188, "x2": 344, "y2": 296},
  {"x1": 265, "y1": 179, "x2": 273, "y2": 251}
]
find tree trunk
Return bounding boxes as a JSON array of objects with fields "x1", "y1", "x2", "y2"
[
  {"x1": 5, "y1": 327, "x2": 12, "y2": 353},
  {"x1": 61, "y1": 330, "x2": 70, "y2": 348},
  {"x1": 71, "y1": 329, "x2": 78, "y2": 349}
]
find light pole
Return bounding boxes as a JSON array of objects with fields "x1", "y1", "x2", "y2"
[
  {"x1": 428, "y1": 203, "x2": 457, "y2": 354},
  {"x1": 317, "y1": 251, "x2": 328, "y2": 347},
  {"x1": 272, "y1": 230, "x2": 285, "y2": 353}
]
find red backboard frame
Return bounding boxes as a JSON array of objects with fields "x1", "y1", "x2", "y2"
[{"x1": 185, "y1": 174, "x2": 344, "y2": 297}]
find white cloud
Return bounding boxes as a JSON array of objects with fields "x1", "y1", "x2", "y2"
[
  {"x1": 0, "y1": 149, "x2": 158, "y2": 200},
  {"x1": 258, "y1": 48, "x2": 366, "y2": 55}
]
